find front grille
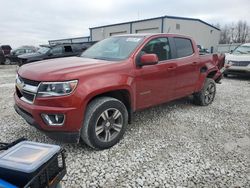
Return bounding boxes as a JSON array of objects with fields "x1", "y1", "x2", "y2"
[
  {"x1": 16, "y1": 86, "x2": 22, "y2": 98},
  {"x1": 16, "y1": 75, "x2": 40, "y2": 104},
  {"x1": 231, "y1": 61, "x2": 250, "y2": 67},
  {"x1": 229, "y1": 70, "x2": 246, "y2": 73},
  {"x1": 20, "y1": 76, "x2": 40, "y2": 86},
  {"x1": 22, "y1": 91, "x2": 35, "y2": 102}
]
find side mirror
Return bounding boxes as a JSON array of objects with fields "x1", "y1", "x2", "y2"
[{"x1": 139, "y1": 54, "x2": 158, "y2": 66}]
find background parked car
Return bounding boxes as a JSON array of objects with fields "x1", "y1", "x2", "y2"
[
  {"x1": 0, "y1": 45, "x2": 12, "y2": 56},
  {"x1": 4, "y1": 46, "x2": 38, "y2": 65},
  {"x1": 197, "y1": 45, "x2": 210, "y2": 54},
  {"x1": 18, "y1": 42, "x2": 95, "y2": 66},
  {"x1": 0, "y1": 48, "x2": 6, "y2": 65},
  {"x1": 224, "y1": 43, "x2": 250, "y2": 77}
]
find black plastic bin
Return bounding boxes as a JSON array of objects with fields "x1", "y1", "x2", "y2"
[{"x1": 0, "y1": 140, "x2": 66, "y2": 188}]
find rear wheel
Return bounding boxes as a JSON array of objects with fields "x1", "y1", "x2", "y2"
[
  {"x1": 193, "y1": 78, "x2": 216, "y2": 106},
  {"x1": 81, "y1": 97, "x2": 128, "y2": 149},
  {"x1": 4, "y1": 58, "x2": 11, "y2": 65}
]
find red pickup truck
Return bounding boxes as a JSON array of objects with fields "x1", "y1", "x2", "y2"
[{"x1": 14, "y1": 34, "x2": 224, "y2": 149}]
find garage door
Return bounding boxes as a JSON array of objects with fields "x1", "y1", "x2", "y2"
[
  {"x1": 136, "y1": 28, "x2": 159, "y2": 33},
  {"x1": 110, "y1": 31, "x2": 127, "y2": 36}
]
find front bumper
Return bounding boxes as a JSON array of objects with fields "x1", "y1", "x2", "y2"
[
  {"x1": 14, "y1": 93, "x2": 82, "y2": 143},
  {"x1": 224, "y1": 66, "x2": 250, "y2": 76}
]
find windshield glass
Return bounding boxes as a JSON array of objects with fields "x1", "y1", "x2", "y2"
[
  {"x1": 81, "y1": 36, "x2": 144, "y2": 61},
  {"x1": 232, "y1": 45, "x2": 250, "y2": 54},
  {"x1": 37, "y1": 47, "x2": 50, "y2": 54}
]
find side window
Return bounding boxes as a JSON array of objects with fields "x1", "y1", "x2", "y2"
[
  {"x1": 141, "y1": 37, "x2": 171, "y2": 61},
  {"x1": 16, "y1": 49, "x2": 25, "y2": 55},
  {"x1": 174, "y1": 38, "x2": 194, "y2": 58},
  {"x1": 64, "y1": 46, "x2": 73, "y2": 53},
  {"x1": 50, "y1": 46, "x2": 63, "y2": 55},
  {"x1": 26, "y1": 49, "x2": 33, "y2": 53}
]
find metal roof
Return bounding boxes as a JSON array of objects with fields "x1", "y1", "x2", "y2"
[{"x1": 89, "y1": 15, "x2": 220, "y2": 31}]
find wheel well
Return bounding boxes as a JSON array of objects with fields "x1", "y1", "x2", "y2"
[
  {"x1": 207, "y1": 71, "x2": 217, "y2": 79},
  {"x1": 87, "y1": 90, "x2": 132, "y2": 123}
]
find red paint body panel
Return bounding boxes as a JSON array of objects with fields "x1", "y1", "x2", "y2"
[{"x1": 14, "y1": 34, "x2": 223, "y2": 142}]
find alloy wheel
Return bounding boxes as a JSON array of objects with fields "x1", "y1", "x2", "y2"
[
  {"x1": 5, "y1": 58, "x2": 11, "y2": 65},
  {"x1": 204, "y1": 83, "x2": 215, "y2": 104},
  {"x1": 95, "y1": 108, "x2": 123, "y2": 142}
]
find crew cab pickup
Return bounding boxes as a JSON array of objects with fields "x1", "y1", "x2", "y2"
[{"x1": 14, "y1": 34, "x2": 224, "y2": 149}]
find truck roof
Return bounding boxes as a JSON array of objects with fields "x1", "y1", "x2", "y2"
[{"x1": 111, "y1": 33, "x2": 193, "y2": 39}]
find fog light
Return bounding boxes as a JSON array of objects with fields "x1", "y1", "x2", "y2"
[{"x1": 41, "y1": 114, "x2": 65, "y2": 126}]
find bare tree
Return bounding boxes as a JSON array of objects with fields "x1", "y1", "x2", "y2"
[
  {"x1": 220, "y1": 25, "x2": 231, "y2": 44},
  {"x1": 236, "y1": 21, "x2": 249, "y2": 43},
  {"x1": 218, "y1": 20, "x2": 250, "y2": 44}
]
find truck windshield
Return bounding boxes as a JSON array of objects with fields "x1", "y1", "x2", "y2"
[
  {"x1": 81, "y1": 36, "x2": 144, "y2": 61},
  {"x1": 232, "y1": 45, "x2": 250, "y2": 54}
]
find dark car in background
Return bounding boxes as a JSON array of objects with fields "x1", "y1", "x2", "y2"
[
  {"x1": 0, "y1": 45, "x2": 12, "y2": 56},
  {"x1": 4, "y1": 46, "x2": 38, "y2": 65},
  {"x1": 18, "y1": 43, "x2": 94, "y2": 66},
  {"x1": 0, "y1": 45, "x2": 12, "y2": 64},
  {"x1": 0, "y1": 48, "x2": 6, "y2": 65},
  {"x1": 197, "y1": 45, "x2": 210, "y2": 54}
]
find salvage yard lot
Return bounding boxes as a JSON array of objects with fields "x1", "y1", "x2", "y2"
[{"x1": 0, "y1": 65, "x2": 249, "y2": 187}]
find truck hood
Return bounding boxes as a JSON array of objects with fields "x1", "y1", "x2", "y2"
[
  {"x1": 18, "y1": 57, "x2": 121, "y2": 81},
  {"x1": 225, "y1": 53, "x2": 250, "y2": 62}
]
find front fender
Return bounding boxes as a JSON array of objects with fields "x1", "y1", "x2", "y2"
[{"x1": 79, "y1": 74, "x2": 135, "y2": 114}]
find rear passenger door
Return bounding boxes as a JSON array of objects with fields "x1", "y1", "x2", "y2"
[{"x1": 172, "y1": 37, "x2": 200, "y2": 98}]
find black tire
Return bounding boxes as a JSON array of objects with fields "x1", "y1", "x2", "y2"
[
  {"x1": 193, "y1": 78, "x2": 216, "y2": 106},
  {"x1": 4, "y1": 58, "x2": 11, "y2": 65},
  {"x1": 81, "y1": 97, "x2": 128, "y2": 150}
]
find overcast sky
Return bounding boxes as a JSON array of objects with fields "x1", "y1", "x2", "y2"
[{"x1": 0, "y1": 0, "x2": 249, "y2": 48}]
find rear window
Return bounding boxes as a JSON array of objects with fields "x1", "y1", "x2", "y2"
[
  {"x1": 174, "y1": 38, "x2": 194, "y2": 58},
  {"x1": 64, "y1": 46, "x2": 73, "y2": 53}
]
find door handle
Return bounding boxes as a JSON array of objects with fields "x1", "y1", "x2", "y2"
[{"x1": 167, "y1": 66, "x2": 176, "y2": 70}]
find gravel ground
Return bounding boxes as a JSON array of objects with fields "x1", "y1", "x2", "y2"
[{"x1": 0, "y1": 65, "x2": 249, "y2": 188}]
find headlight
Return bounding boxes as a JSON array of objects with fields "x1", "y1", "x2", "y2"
[{"x1": 37, "y1": 80, "x2": 78, "y2": 97}]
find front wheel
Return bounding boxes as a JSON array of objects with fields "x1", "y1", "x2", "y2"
[
  {"x1": 4, "y1": 58, "x2": 11, "y2": 65},
  {"x1": 81, "y1": 97, "x2": 128, "y2": 150},
  {"x1": 193, "y1": 78, "x2": 216, "y2": 106}
]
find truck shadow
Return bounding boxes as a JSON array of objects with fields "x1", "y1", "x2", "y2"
[{"x1": 128, "y1": 96, "x2": 194, "y2": 129}]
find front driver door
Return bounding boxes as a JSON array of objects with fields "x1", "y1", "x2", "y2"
[{"x1": 134, "y1": 37, "x2": 177, "y2": 110}]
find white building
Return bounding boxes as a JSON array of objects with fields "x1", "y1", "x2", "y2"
[{"x1": 90, "y1": 15, "x2": 220, "y2": 52}]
